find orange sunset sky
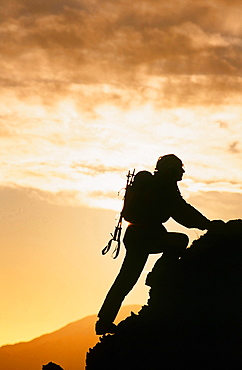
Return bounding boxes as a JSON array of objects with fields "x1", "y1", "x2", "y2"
[{"x1": 1, "y1": 0, "x2": 242, "y2": 346}]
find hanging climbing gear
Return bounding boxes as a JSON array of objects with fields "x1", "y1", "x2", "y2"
[{"x1": 102, "y1": 169, "x2": 135, "y2": 258}]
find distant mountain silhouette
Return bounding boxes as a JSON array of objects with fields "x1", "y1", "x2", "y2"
[
  {"x1": 86, "y1": 220, "x2": 242, "y2": 369},
  {"x1": 42, "y1": 362, "x2": 64, "y2": 370},
  {"x1": 0, "y1": 305, "x2": 140, "y2": 370}
]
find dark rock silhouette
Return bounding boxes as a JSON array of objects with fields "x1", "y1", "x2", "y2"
[
  {"x1": 42, "y1": 362, "x2": 64, "y2": 370},
  {"x1": 86, "y1": 220, "x2": 242, "y2": 369}
]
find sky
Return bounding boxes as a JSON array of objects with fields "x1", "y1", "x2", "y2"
[{"x1": 0, "y1": 0, "x2": 242, "y2": 346}]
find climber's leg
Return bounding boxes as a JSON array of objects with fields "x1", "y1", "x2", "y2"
[{"x1": 96, "y1": 249, "x2": 148, "y2": 334}]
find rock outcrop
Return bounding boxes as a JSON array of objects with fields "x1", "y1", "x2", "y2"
[
  {"x1": 86, "y1": 220, "x2": 242, "y2": 369},
  {"x1": 42, "y1": 362, "x2": 64, "y2": 370}
]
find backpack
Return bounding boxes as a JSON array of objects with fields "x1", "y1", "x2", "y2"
[
  {"x1": 122, "y1": 170, "x2": 153, "y2": 223},
  {"x1": 102, "y1": 169, "x2": 152, "y2": 258}
]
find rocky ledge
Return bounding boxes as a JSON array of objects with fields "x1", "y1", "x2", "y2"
[{"x1": 86, "y1": 220, "x2": 242, "y2": 369}]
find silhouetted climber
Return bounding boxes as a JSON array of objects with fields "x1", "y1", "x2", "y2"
[{"x1": 96, "y1": 154, "x2": 212, "y2": 335}]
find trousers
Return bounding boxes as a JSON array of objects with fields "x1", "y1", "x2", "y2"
[{"x1": 98, "y1": 224, "x2": 188, "y2": 323}]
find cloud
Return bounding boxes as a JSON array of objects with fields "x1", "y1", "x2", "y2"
[
  {"x1": 0, "y1": 184, "x2": 83, "y2": 208},
  {"x1": 228, "y1": 141, "x2": 241, "y2": 154},
  {"x1": 0, "y1": 0, "x2": 242, "y2": 108},
  {"x1": 215, "y1": 120, "x2": 228, "y2": 129},
  {"x1": 0, "y1": 0, "x2": 241, "y2": 210},
  {"x1": 71, "y1": 162, "x2": 127, "y2": 175},
  {"x1": 89, "y1": 190, "x2": 119, "y2": 199},
  {"x1": 188, "y1": 190, "x2": 242, "y2": 221}
]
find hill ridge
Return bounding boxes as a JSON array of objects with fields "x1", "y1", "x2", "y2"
[{"x1": 0, "y1": 305, "x2": 140, "y2": 370}]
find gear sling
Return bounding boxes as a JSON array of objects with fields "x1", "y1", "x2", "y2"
[{"x1": 101, "y1": 169, "x2": 135, "y2": 259}]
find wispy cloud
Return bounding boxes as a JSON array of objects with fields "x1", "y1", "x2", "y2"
[
  {"x1": 188, "y1": 190, "x2": 242, "y2": 221},
  {"x1": 0, "y1": 0, "x2": 241, "y2": 209},
  {"x1": 228, "y1": 140, "x2": 241, "y2": 154},
  {"x1": 0, "y1": 0, "x2": 242, "y2": 107},
  {"x1": 71, "y1": 162, "x2": 127, "y2": 175}
]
